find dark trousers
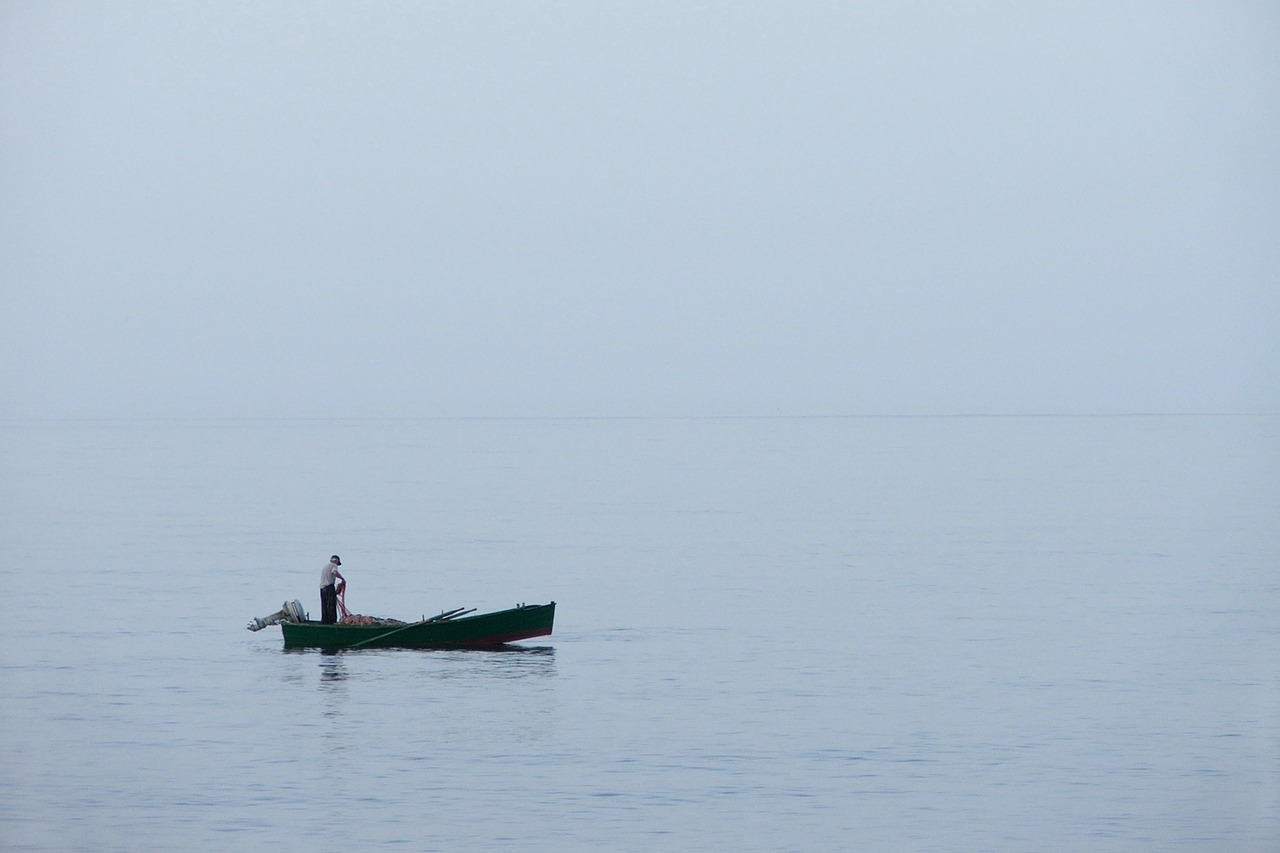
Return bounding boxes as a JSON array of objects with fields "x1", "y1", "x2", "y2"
[{"x1": 321, "y1": 583, "x2": 338, "y2": 624}]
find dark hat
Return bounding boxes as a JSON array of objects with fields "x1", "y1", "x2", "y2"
[{"x1": 330, "y1": 555, "x2": 341, "y2": 565}]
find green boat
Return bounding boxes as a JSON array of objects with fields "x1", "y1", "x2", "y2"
[{"x1": 273, "y1": 602, "x2": 555, "y2": 650}]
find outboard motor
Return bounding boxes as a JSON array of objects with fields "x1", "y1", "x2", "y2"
[{"x1": 246, "y1": 600, "x2": 308, "y2": 631}]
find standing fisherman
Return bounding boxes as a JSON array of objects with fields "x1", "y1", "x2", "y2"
[{"x1": 320, "y1": 555, "x2": 345, "y2": 624}]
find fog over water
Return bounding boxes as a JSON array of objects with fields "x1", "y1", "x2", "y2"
[{"x1": 2, "y1": 3, "x2": 1277, "y2": 419}]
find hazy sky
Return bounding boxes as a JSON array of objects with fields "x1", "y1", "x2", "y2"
[{"x1": 3, "y1": 2, "x2": 1277, "y2": 418}]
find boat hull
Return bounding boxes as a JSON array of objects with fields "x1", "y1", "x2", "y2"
[{"x1": 280, "y1": 602, "x2": 555, "y2": 649}]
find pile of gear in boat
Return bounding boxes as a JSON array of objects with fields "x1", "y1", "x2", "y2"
[
  {"x1": 248, "y1": 599, "x2": 481, "y2": 633},
  {"x1": 246, "y1": 600, "x2": 405, "y2": 631},
  {"x1": 337, "y1": 614, "x2": 406, "y2": 627}
]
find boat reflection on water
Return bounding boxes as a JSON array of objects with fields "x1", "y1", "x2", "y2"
[
  {"x1": 318, "y1": 654, "x2": 348, "y2": 682},
  {"x1": 434, "y1": 644, "x2": 558, "y2": 680},
  {"x1": 282, "y1": 642, "x2": 558, "y2": 683},
  {"x1": 281, "y1": 643, "x2": 556, "y2": 658}
]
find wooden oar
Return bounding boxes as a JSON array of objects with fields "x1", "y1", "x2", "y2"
[
  {"x1": 346, "y1": 607, "x2": 471, "y2": 649},
  {"x1": 425, "y1": 607, "x2": 469, "y2": 623}
]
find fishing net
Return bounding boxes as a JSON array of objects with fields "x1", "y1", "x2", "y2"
[{"x1": 337, "y1": 614, "x2": 407, "y2": 627}]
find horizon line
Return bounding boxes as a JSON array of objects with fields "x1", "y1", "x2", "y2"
[{"x1": 1, "y1": 411, "x2": 1274, "y2": 424}]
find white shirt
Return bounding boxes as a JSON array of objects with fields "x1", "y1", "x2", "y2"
[{"x1": 320, "y1": 562, "x2": 341, "y2": 588}]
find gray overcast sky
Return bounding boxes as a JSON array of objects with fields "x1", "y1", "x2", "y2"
[{"x1": 2, "y1": 1, "x2": 1277, "y2": 418}]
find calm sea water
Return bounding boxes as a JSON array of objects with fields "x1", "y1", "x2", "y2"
[{"x1": 1, "y1": 416, "x2": 1276, "y2": 851}]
